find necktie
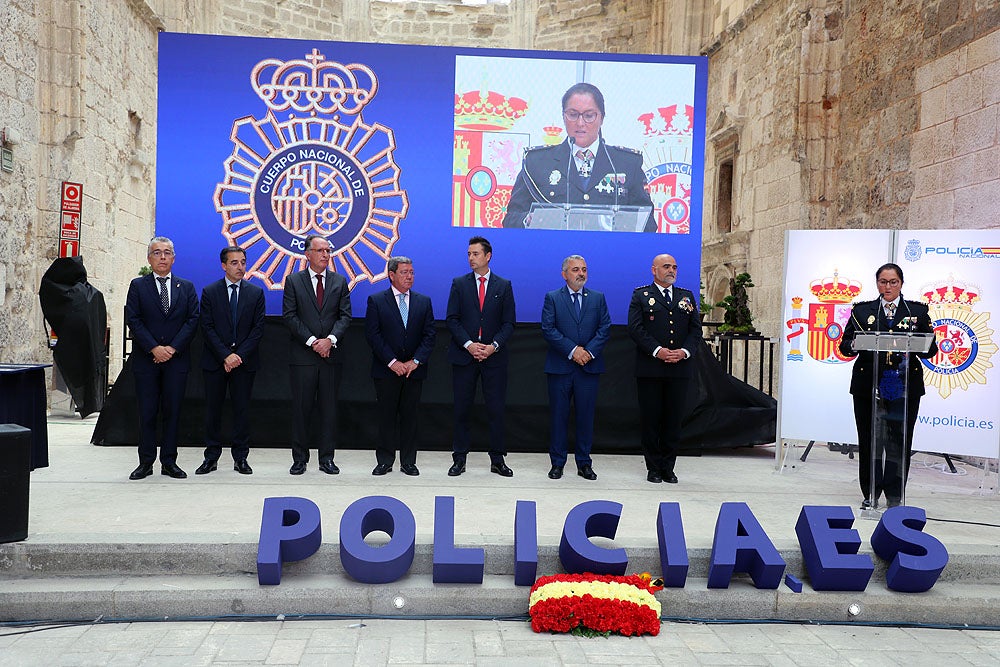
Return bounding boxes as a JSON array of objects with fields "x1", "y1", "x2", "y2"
[
  {"x1": 229, "y1": 284, "x2": 239, "y2": 327},
  {"x1": 398, "y1": 292, "x2": 408, "y2": 325},
  {"x1": 664, "y1": 287, "x2": 672, "y2": 305},
  {"x1": 572, "y1": 291, "x2": 581, "y2": 317},
  {"x1": 575, "y1": 149, "x2": 594, "y2": 178},
  {"x1": 885, "y1": 302, "x2": 896, "y2": 321},
  {"x1": 157, "y1": 277, "x2": 169, "y2": 313},
  {"x1": 315, "y1": 273, "x2": 324, "y2": 308},
  {"x1": 477, "y1": 275, "x2": 487, "y2": 339}
]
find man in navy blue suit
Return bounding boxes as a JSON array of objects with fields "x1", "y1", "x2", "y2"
[
  {"x1": 445, "y1": 236, "x2": 516, "y2": 477},
  {"x1": 365, "y1": 257, "x2": 436, "y2": 476},
  {"x1": 125, "y1": 237, "x2": 199, "y2": 480},
  {"x1": 196, "y1": 246, "x2": 265, "y2": 476},
  {"x1": 541, "y1": 255, "x2": 611, "y2": 480}
]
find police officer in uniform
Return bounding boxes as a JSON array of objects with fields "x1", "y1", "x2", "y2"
[
  {"x1": 627, "y1": 253, "x2": 702, "y2": 483},
  {"x1": 838, "y1": 262, "x2": 937, "y2": 509},
  {"x1": 501, "y1": 82, "x2": 656, "y2": 232}
]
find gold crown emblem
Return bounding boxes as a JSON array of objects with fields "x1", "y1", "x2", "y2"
[
  {"x1": 791, "y1": 296, "x2": 803, "y2": 308},
  {"x1": 454, "y1": 89, "x2": 528, "y2": 131},
  {"x1": 251, "y1": 49, "x2": 376, "y2": 116},
  {"x1": 810, "y1": 270, "x2": 861, "y2": 304},
  {"x1": 922, "y1": 276, "x2": 981, "y2": 310}
]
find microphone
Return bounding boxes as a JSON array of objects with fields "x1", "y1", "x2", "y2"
[
  {"x1": 565, "y1": 137, "x2": 574, "y2": 213},
  {"x1": 600, "y1": 136, "x2": 620, "y2": 212}
]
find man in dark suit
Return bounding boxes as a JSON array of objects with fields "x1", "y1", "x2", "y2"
[
  {"x1": 196, "y1": 246, "x2": 265, "y2": 476},
  {"x1": 124, "y1": 236, "x2": 199, "y2": 480},
  {"x1": 541, "y1": 254, "x2": 611, "y2": 481},
  {"x1": 502, "y1": 82, "x2": 656, "y2": 232},
  {"x1": 445, "y1": 236, "x2": 516, "y2": 477},
  {"x1": 364, "y1": 257, "x2": 436, "y2": 476},
  {"x1": 627, "y1": 253, "x2": 703, "y2": 484},
  {"x1": 839, "y1": 262, "x2": 938, "y2": 509},
  {"x1": 282, "y1": 235, "x2": 353, "y2": 475}
]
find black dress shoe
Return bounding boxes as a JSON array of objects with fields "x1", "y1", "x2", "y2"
[
  {"x1": 372, "y1": 463, "x2": 392, "y2": 476},
  {"x1": 289, "y1": 461, "x2": 307, "y2": 475},
  {"x1": 129, "y1": 463, "x2": 153, "y2": 480},
  {"x1": 448, "y1": 461, "x2": 466, "y2": 476},
  {"x1": 646, "y1": 470, "x2": 662, "y2": 483},
  {"x1": 860, "y1": 498, "x2": 879, "y2": 510},
  {"x1": 319, "y1": 460, "x2": 340, "y2": 475},
  {"x1": 886, "y1": 498, "x2": 901, "y2": 508},
  {"x1": 400, "y1": 463, "x2": 420, "y2": 476},
  {"x1": 664, "y1": 472, "x2": 678, "y2": 484},
  {"x1": 548, "y1": 465, "x2": 563, "y2": 479},
  {"x1": 195, "y1": 459, "x2": 218, "y2": 475},
  {"x1": 161, "y1": 462, "x2": 187, "y2": 479},
  {"x1": 577, "y1": 465, "x2": 597, "y2": 481},
  {"x1": 490, "y1": 462, "x2": 514, "y2": 477},
  {"x1": 234, "y1": 459, "x2": 253, "y2": 475}
]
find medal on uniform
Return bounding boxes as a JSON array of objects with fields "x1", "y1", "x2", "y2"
[
  {"x1": 549, "y1": 170, "x2": 561, "y2": 185},
  {"x1": 648, "y1": 297, "x2": 656, "y2": 306},
  {"x1": 867, "y1": 315, "x2": 875, "y2": 325}
]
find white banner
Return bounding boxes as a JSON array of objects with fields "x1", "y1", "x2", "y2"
[
  {"x1": 897, "y1": 231, "x2": 1000, "y2": 458},
  {"x1": 779, "y1": 230, "x2": 893, "y2": 443}
]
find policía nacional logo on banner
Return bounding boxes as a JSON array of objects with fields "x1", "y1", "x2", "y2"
[
  {"x1": 920, "y1": 278, "x2": 998, "y2": 399},
  {"x1": 638, "y1": 104, "x2": 694, "y2": 234},
  {"x1": 785, "y1": 270, "x2": 861, "y2": 363},
  {"x1": 214, "y1": 49, "x2": 409, "y2": 289}
]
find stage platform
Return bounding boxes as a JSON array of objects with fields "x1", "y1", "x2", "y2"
[{"x1": 2, "y1": 415, "x2": 998, "y2": 626}]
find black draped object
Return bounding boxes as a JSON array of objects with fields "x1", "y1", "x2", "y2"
[
  {"x1": 38, "y1": 256, "x2": 108, "y2": 418},
  {"x1": 93, "y1": 319, "x2": 775, "y2": 454}
]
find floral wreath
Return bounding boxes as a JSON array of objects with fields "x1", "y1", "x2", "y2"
[{"x1": 528, "y1": 572, "x2": 663, "y2": 637}]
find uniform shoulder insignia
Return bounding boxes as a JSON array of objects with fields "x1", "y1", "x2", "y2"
[
  {"x1": 633, "y1": 283, "x2": 653, "y2": 291},
  {"x1": 610, "y1": 144, "x2": 642, "y2": 156},
  {"x1": 524, "y1": 144, "x2": 553, "y2": 153}
]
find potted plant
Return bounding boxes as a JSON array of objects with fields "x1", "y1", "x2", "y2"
[{"x1": 715, "y1": 272, "x2": 757, "y2": 334}]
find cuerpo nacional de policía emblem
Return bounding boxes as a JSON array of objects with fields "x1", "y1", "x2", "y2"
[
  {"x1": 920, "y1": 278, "x2": 997, "y2": 399},
  {"x1": 215, "y1": 49, "x2": 408, "y2": 289}
]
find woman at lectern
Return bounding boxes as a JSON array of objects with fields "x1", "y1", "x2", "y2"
[{"x1": 838, "y1": 263, "x2": 938, "y2": 510}]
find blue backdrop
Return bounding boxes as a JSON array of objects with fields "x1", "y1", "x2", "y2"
[{"x1": 156, "y1": 33, "x2": 707, "y2": 323}]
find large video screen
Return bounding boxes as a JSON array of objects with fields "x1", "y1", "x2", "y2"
[{"x1": 156, "y1": 33, "x2": 707, "y2": 322}]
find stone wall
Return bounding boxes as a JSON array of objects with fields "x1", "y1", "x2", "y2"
[
  {"x1": 692, "y1": 0, "x2": 1000, "y2": 348},
  {"x1": 910, "y1": 8, "x2": 1000, "y2": 231},
  {"x1": 0, "y1": 0, "x2": 43, "y2": 364},
  {"x1": 698, "y1": 0, "x2": 807, "y2": 326}
]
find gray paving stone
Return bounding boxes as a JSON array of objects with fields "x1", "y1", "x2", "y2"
[{"x1": 266, "y1": 638, "x2": 308, "y2": 665}]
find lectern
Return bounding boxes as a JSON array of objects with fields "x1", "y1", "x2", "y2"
[
  {"x1": 850, "y1": 332, "x2": 934, "y2": 519},
  {"x1": 525, "y1": 203, "x2": 652, "y2": 232}
]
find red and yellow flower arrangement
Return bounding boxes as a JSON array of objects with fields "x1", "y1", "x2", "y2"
[{"x1": 528, "y1": 573, "x2": 663, "y2": 637}]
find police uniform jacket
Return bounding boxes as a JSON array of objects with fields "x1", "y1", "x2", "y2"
[
  {"x1": 627, "y1": 283, "x2": 703, "y2": 378},
  {"x1": 502, "y1": 139, "x2": 656, "y2": 231},
  {"x1": 838, "y1": 298, "x2": 938, "y2": 397}
]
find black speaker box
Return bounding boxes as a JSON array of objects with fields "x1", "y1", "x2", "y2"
[{"x1": 0, "y1": 423, "x2": 31, "y2": 543}]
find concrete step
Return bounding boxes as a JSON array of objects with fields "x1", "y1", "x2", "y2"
[
  {"x1": 3, "y1": 573, "x2": 1000, "y2": 626},
  {"x1": 3, "y1": 540, "x2": 998, "y2": 583}
]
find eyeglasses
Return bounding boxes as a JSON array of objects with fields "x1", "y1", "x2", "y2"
[
  {"x1": 563, "y1": 110, "x2": 600, "y2": 124},
  {"x1": 876, "y1": 279, "x2": 901, "y2": 287},
  {"x1": 150, "y1": 249, "x2": 174, "y2": 258}
]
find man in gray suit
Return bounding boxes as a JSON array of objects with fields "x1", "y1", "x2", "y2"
[{"x1": 282, "y1": 235, "x2": 353, "y2": 475}]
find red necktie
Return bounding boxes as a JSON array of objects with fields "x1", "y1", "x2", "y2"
[
  {"x1": 477, "y1": 276, "x2": 486, "y2": 340},
  {"x1": 315, "y1": 273, "x2": 324, "y2": 308}
]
